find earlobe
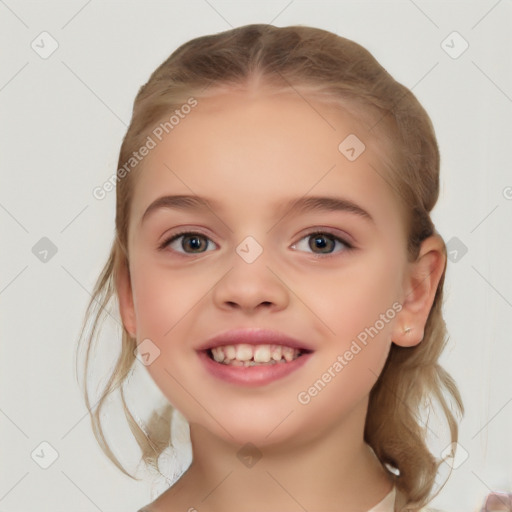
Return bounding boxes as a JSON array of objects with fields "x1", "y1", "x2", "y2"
[
  {"x1": 115, "y1": 258, "x2": 137, "y2": 338},
  {"x1": 392, "y1": 235, "x2": 446, "y2": 347}
]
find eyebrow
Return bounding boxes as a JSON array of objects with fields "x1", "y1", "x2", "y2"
[{"x1": 140, "y1": 194, "x2": 375, "y2": 225}]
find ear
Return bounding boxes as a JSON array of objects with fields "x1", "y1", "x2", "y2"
[
  {"x1": 115, "y1": 257, "x2": 137, "y2": 338},
  {"x1": 391, "y1": 234, "x2": 446, "y2": 347}
]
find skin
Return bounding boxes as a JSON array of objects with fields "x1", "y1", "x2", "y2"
[{"x1": 116, "y1": 88, "x2": 446, "y2": 512}]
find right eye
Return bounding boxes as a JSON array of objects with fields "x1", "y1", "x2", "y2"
[{"x1": 159, "y1": 231, "x2": 218, "y2": 255}]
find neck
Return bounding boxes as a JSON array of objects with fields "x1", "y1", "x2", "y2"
[{"x1": 165, "y1": 399, "x2": 394, "y2": 512}]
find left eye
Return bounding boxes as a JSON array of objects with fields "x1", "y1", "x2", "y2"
[
  {"x1": 161, "y1": 232, "x2": 217, "y2": 254},
  {"x1": 291, "y1": 231, "x2": 352, "y2": 255}
]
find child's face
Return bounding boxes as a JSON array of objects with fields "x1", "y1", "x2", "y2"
[{"x1": 120, "y1": 89, "x2": 413, "y2": 446}]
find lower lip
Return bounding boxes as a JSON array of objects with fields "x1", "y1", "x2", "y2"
[{"x1": 198, "y1": 350, "x2": 313, "y2": 387}]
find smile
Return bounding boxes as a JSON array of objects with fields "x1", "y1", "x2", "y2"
[
  {"x1": 208, "y1": 343, "x2": 306, "y2": 366},
  {"x1": 196, "y1": 328, "x2": 315, "y2": 386},
  {"x1": 199, "y1": 345, "x2": 313, "y2": 387}
]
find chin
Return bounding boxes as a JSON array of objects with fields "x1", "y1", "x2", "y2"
[{"x1": 213, "y1": 416, "x2": 309, "y2": 452}]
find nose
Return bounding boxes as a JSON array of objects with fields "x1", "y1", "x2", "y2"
[{"x1": 211, "y1": 246, "x2": 290, "y2": 314}]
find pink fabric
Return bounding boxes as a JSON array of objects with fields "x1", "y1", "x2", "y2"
[
  {"x1": 480, "y1": 492, "x2": 512, "y2": 512},
  {"x1": 367, "y1": 486, "x2": 396, "y2": 512}
]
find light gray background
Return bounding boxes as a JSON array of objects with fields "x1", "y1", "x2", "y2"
[{"x1": 1, "y1": 1, "x2": 511, "y2": 511}]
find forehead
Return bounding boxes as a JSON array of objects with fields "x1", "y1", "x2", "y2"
[{"x1": 129, "y1": 90, "x2": 405, "y2": 237}]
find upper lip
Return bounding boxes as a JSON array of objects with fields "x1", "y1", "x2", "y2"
[{"x1": 196, "y1": 328, "x2": 314, "y2": 352}]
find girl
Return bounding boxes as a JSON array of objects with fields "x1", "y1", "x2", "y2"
[{"x1": 78, "y1": 24, "x2": 465, "y2": 512}]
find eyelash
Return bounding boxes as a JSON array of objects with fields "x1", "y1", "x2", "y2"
[{"x1": 158, "y1": 229, "x2": 355, "y2": 258}]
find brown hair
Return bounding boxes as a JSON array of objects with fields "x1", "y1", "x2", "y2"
[{"x1": 76, "y1": 24, "x2": 463, "y2": 510}]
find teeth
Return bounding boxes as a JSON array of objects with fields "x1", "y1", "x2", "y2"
[
  {"x1": 211, "y1": 347, "x2": 224, "y2": 362},
  {"x1": 224, "y1": 345, "x2": 236, "y2": 360},
  {"x1": 271, "y1": 346, "x2": 282, "y2": 361},
  {"x1": 282, "y1": 346, "x2": 295, "y2": 362},
  {"x1": 235, "y1": 344, "x2": 253, "y2": 361},
  {"x1": 253, "y1": 345, "x2": 271, "y2": 363},
  {"x1": 208, "y1": 344, "x2": 302, "y2": 365}
]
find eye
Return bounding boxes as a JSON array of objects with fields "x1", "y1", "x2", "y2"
[
  {"x1": 159, "y1": 231, "x2": 217, "y2": 254},
  {"x1": 291, "y1": 230, "x2": 353, "y2": 257}
]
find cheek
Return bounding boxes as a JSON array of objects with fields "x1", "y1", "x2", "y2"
[
  {"x1": 306, "y1": 252, "x2": 402, "y2": 344},
  {"x1": 128, "y1": 260, "x2": 208, "y2": 410},
  {"x1": 283, "y1": 254, "x2": 400, "y2": 401},
  {"x1": 130, "y1": 258, "x2": 212, "y2": 338}
]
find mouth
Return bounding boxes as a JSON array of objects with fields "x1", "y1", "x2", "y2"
[
  {"x1": 196, "y1": 328, "x2": 315, "y2": 386},
  {"x1": 204, "y1": 343, "x2": 313, "y2": 366}
]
